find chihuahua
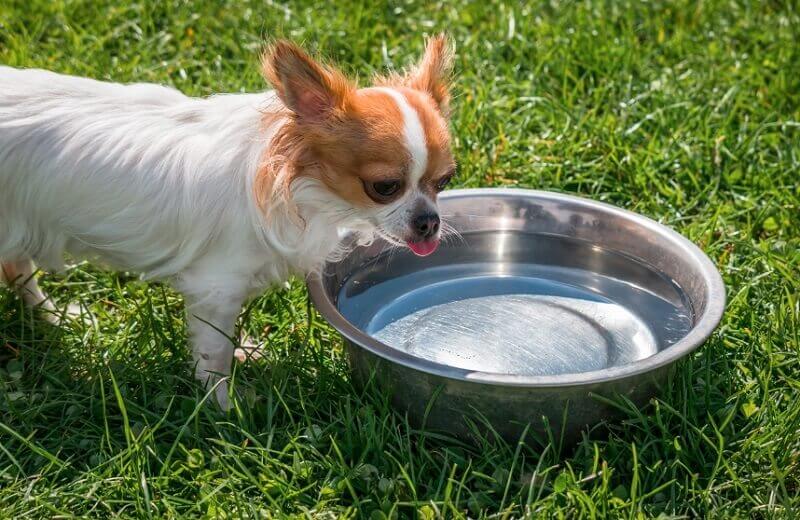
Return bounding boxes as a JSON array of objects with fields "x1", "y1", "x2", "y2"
[{"x1": 0, "y1": 36, "x2": 456, "y2": 407}]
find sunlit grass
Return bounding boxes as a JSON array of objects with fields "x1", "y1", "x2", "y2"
[{"x1": 1, "y1": 0, "x2": 798, "y2": 517}]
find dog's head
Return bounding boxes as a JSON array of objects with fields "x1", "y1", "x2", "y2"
[{"x1": 262, "y1": 36, "x2": 455, "y2": 257}]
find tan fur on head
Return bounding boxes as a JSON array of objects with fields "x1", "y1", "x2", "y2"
[
  {"x1": 256, "y1": 41, "x2": 356, "y2": 222},
  {"x1": 253, "y1": 127, "x2": 306, "y2": 225},
  {"x1": 255, "y1": 36, "x2": 456, "y2": 233},
  {"x1": 379, "y1": 34, "x2": 455, "y2": 116},
  {"x1": 404, "y1": 34, "x2": 455, "y2": 115},
  {"x1": 262, "y1": 41, "x2": 354, "y2": 122}
]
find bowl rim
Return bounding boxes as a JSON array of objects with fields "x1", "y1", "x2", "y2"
[{"x1": 307, "y1": 188, "x2": 726, "y2": 387}]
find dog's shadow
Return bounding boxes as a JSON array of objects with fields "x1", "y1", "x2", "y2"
[
  {"x1": 0, "y1": 283, "x2": 364, "y2": 471},
  {"x1": 1, "y1": 282, "x2": 745, "y2": 510}
]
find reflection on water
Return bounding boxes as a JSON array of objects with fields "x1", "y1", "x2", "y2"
[
  {"x1": 372, "y1": 290, "x2": 657, "y2": 375},
  {"x1": 337, "y1": 233, "x2": 693, "y2": 377}
]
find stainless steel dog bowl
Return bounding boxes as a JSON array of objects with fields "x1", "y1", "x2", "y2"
[{"x1": 308, "y1": 188, "x2": 725, "y2": 443}]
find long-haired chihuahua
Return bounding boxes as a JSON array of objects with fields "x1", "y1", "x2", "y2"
[{"x1": 0, "y1": 36, "x2": 456, "y2": 408}]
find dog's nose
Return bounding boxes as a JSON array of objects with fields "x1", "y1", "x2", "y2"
[{"x1": 413, "y1": 213, "x2": 440, "y2": 238}]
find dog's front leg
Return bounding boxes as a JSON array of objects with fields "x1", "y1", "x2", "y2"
[
  {"x1": 181, "y1": 284, "x2": 247, "y2": 410},
  {"x1": 1, "y1": 259, "x2": 83, "y2": 324}
]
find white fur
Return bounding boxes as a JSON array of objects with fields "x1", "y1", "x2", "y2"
[
  {"x1": 375, "y1": 87, "x2": 428, "y2": 183},
  {"x1": 365, "y1": 87, "x2": 437, "y2": 243},
  {"x1": 0, "y1": 67, "x2": 376, "y2": 408}
]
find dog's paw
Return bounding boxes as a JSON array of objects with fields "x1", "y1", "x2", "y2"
[
  {"x1": 214, "y1": 380, "x2": 232, "y2": 411},
  {"x1": 234, "y1": 335, "x2": 265, "y2": 363},
  {"x1": 194, "y1": 365, "x2": 235, "y2": 411},
  {"x1": 195, "y1": 373, "x2": 232, "y2": 411},
  {"x1": 41, "y1": 301, "x2": 93, "y2": 327}
]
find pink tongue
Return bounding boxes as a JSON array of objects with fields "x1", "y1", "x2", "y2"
[{"x1": 407, "y1": 239, "x2": 440, "y2": 257}]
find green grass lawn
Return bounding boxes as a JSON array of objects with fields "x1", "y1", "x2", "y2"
[{"x1": 1, "y1": 0, "x2": 799, "y2": 517}]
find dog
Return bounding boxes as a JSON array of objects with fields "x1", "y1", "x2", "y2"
[{"x1": 0, "y1": 36, "x2": 456, "y2": 408}]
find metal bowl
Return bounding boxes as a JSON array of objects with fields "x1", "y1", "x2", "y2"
[{"x1": 308, "y1": 188, "x2": 725, "y2": 444}]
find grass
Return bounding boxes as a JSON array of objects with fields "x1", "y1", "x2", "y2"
[{"x1": 1, "y1": 0, "x2": 798, "y2": 517}]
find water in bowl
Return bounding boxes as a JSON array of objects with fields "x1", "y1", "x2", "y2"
[{"x1": 336, "y1": 231, "x2": 693, "y2": 376}]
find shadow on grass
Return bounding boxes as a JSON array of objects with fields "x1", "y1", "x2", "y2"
[{"x1": 0, "y1": 284, "x2": 789, "y2": 516}]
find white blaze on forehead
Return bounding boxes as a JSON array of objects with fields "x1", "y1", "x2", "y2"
[{"x1": 375, "y1": 87, "x2": 428, "y2": 183}]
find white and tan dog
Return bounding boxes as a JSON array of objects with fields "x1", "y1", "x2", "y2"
[{"x1": 0, "y1": 36, "x2": 456, "y2": 407}]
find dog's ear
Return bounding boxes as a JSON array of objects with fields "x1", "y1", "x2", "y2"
[
  {"x1": 263, "y1": 41, "x2": 352, "y2": 121},
  {"x1": 405, "y1": 34, "x2": 454, "y2": 115}
]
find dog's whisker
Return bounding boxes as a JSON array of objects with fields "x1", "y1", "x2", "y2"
[
  {"x1": 440, "y1": 213, "x2": 497, "y2": 219},
  {"x1": 439, "y1": 221, "x2": 465, "y2": 246}
]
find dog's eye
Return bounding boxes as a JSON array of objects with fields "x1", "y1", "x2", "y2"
[
  {"x1": 364, "y1": 179, "x2": 403, "y2": 203},
  {"x1": 435, "y1": 173, "x2": 453, "y2": 192},
  {"x1": 373, "y1": 180, "x2": 400, "y2": 196}
]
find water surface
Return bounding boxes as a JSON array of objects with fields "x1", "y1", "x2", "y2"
[{"x1": 337, "y1": 232, "x2": 693, "y2": 376}]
